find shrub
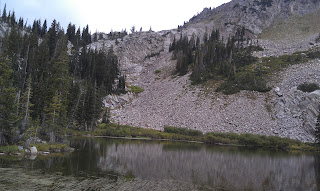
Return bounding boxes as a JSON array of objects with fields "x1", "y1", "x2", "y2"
[
  {"x1": 204, "y1": 134, "x2": 232, "y2": 144},
  {"x1": 34, "y1": 143, "x2": 67, "y2": 151},
  {"x1": 154, "y1": 70, "x2": 161, "y2": 74},
  {"x1": 128, "y1": 86, "x2": 144, "y2": 94},
  {"x1": 297, "y1": 82, "x2": 320, "y2": 92},
  {"x1": 0, "y1": 145, "x2": 19, "y2": 154},
  {"x1": 164, "y1": 126, "x2": 203, "y2": 137}
]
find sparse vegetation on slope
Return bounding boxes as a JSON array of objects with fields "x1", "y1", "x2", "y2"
[{"x1": 129, "y1": 85, "x2": 144, "y2": 94}]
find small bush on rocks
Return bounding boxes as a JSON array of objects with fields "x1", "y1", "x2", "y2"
[{"x1": 297, "y1": 82, "x2": 320, "y2": 92}]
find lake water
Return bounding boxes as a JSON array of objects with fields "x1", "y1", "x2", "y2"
[{"x1": 0, "y1": 137, "x2": 319, "y2": 191}]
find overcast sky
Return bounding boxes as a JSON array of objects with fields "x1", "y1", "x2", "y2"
[{"x1": 2, "y1": 0, "x2": 231, "y2": 33}]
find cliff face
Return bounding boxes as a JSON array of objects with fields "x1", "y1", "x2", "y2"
[
  {"x1": 186, "y1": 0, "x2": 320, "y2": 35},
  {"x1": 98, "y1": 0, "x2": 320, "y2": 142}
]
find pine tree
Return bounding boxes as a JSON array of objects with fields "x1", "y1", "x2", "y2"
[
  {"x1": 41, "y1": 20, "x2": 47, "y2": 38},
  {"x1": 48, "y1": 19, "x2": 58, "y2": 58},
  {"x1": 2, "y1": 4, "x2": 7, "y2": 22},
  {"x1": 0, "y1": 62, "x2": 18, "y2": 144},
  {"x1": 18, "y1": 17, "x2": 23, "y2": 29},
  {"x1": 45, "y1": 91, "x2": 62, "y2": 143},
  {"x1": 66, "y1": 23, "x2": 76, "y2": 42},
  {"x1": 131, "y1": 26, "x2": 135, "y2": 33},
  {"x1": 315, "y1": 114, "x2": 320, "y2": 144},
  {"x1": 117, "y1": 75, "x2": 126, "y2": 93},
  {"x1": 10, "y1": 11, "x2": 16, "y2": 27},
  {"x1": 93, "y1": 31, "x2": 98, "y2": 42}
]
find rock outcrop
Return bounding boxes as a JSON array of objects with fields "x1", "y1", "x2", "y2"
[{"x1": 186, "y1": 0, "x2": 320, "y2": 36}]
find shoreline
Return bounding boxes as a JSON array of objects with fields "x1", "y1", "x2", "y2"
[{"x1": 67, "y1": 123, "x2": 320, "y2": 152}]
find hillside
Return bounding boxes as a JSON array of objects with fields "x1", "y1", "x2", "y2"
[{"x1": 95, "y1": 0, "x2": 320, "y2": 142}]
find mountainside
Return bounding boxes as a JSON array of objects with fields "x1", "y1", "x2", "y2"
[
  {"x1": 186, "y1": 0, "x2": 320, "y2": 37},
  {"x1": 96, "y1": 0, "x2": 320, "y2": 142}
]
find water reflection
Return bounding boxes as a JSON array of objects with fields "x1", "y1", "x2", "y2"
[
  {"x1": 0, "y1": 137, "x2": 319, "y2": 191},
  {"x1": 89, "y1": 138, "x2": 317, "y2": 190}
]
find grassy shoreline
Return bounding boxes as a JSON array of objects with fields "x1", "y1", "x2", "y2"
[
  {"x1": 0, "y1": 143, "x2": 73, "y2": 155},
  {"x1": 2, "y1": 124, "x2": 317, "y2": 155},
  {"x1": 67, "y1": 123, "x2": 319, "y2": 152}
]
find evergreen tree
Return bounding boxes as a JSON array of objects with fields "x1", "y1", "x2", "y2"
[
  {"x1": 48, "y1": 19, "x2": 58, "y2": 58},
  {"x1": 0, "y1": 62, "x2": 17, "y2": 144},
  {"x1": 2, "y1": 4, "x2": 7, "y2": 22},
  {"x1": 41, "y1": 20, "x2": 47, "y2": 38},
  {"x1": 66, "y1": 23, "x2": 76, "y2": 43},
  {"x1": 93, "y1": 31, "x2": 98, "y2": 42},
  {"x1": 315, "y1": 113, "x2": 320, "y2": 144},
  {"x1": 18, "y1": 17, "x2": 23, "y2": 29},
  {"x1": 117, "y1": 75, "x2": 126, "y2": 93},
  {"x1": 45, "y1": 91, "x2": 62, "y2": 143},
  {"x1": 10, "y1": 10, "x2": 16, "y2": 27},
  {"x1": 75, "y1": 27, "x2": 81, "y2": 47}
]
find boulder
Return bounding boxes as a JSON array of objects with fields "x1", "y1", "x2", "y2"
[
  {"x1": 274, "y1": 87, "x2": 283, "y2": 97},
  {"x1": 30, "y1": 146, "x2": 38, "y2": 155}
]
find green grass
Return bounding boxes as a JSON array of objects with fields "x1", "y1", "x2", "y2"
[
  {"x1": 68, "y1": 123, "x2": 319, "y2": 151},
  {"x1": 0, "y1": 145, "x2": 20, "y2": 154},
  {"x1": 0, "y1": 143, "x2": 69, "y2": 154},
  {"x1": 205, "y1": 132, "x2": 304, "y2": 149},
  {"x1": 96, "y1": 124, "x2": 202, "y2": 141},
  {"x1": 128, "y1": 85, "x2": 144, "y2": 94},
  {"x1": 33, "y1": 143, "x2": 67, "y2": 152}
]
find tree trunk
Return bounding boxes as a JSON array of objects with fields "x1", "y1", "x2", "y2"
[
  {"x1": 16, "y1": 90, "x2": 21, "y2": 115},
  {"x1": 21, "y1": 84, "x2": 31, "y2": 131},
  {"x1": 21, "y1": 44, "x2": 30, "y2": 90},
  {"x1": 50, "y1": 108, "x2": 56, "y2": 143}
]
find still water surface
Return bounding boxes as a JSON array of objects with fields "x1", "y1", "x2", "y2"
[{"x1": 0, "y1": 137, "x2": 319, "y2": 190}]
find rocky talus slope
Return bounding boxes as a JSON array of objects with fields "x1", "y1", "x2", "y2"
[
  {"x1": 99, "y1": 30, "x2": 319, "y2": 142},
  {"x1": 99, "y1": 0, "x2": 320, "y2": 142}
]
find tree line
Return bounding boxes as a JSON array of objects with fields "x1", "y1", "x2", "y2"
[{"x1": 0, "y1": 5, "x2": 124, "y2": 145}]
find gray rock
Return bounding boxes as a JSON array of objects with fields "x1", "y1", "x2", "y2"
[
  {"x1": 30, "y1": 146, "x2": 38, "y2": 155},
  {"x1": 274, "y1": 87, "x2": 283, "y2": 97}
]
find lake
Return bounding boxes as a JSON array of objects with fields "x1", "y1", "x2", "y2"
[{"x1": 0, "y1": 137, "x2": 319, "y2": 190}]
